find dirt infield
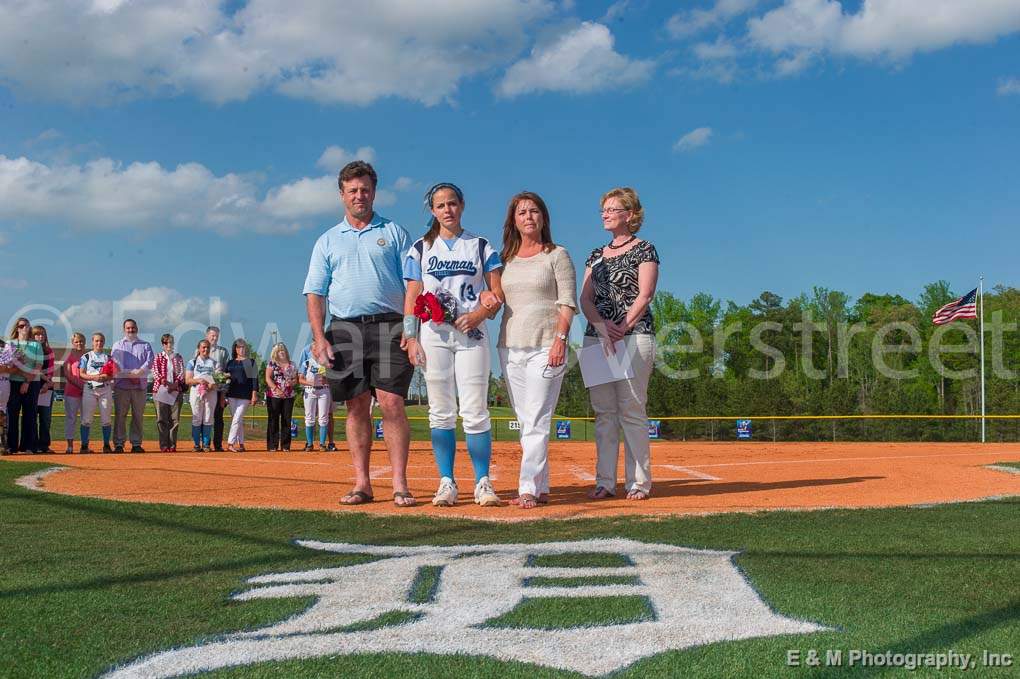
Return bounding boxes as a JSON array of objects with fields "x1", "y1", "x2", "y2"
[{"x1": 5, "y1": 441, "x2": 1018, "y2": 521}]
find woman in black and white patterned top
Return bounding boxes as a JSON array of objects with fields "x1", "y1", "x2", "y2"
[{"x1": 579, "y1": 187, "x2": 659, "y2": 501}]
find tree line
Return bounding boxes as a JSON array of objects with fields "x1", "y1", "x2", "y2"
[{"x1": 537, "y1": 281, "x2": 1020, "y2": 442}]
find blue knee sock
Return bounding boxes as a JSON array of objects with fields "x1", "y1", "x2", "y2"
[
  {"x1": 201, "y1": 425, "x2": 211, "y2": 447},
  {"x1": 101, "y1": 425, "x2": 111, "y2": 446},
  {"x1": 192, "y1": 425, "x2": 201, "y2": 447},
  {"x1": 305, "y1": 426, "x2": 314, "y2": 445},
  {"x1": 318, "y1": 426, "x2": 328, "y2": 446},
  {"x1": 430, "y1": 428, "x2": 456, "y2": 479},
  {"x1": 80, "y1": 425, "x2": 89, "y2": 446},
  {"x1": 465, "y1": 430, "x2": 492, "y2": 481}
]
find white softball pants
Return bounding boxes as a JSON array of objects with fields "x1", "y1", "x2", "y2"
[
  {"x1": 303, "y1": 387, "x2": 332, "y2": 427},
  {"x1": 499, "y1": 346, "x2": 566, "y2": 497},
  {"x1": 421, "y1": 325, "x2": 490, "y2": 433},
  {"x1": 82, "y1": 387, "x2": 113, "y2": 426},
  {"x1": 189, "y1": 388, "x2": 216, "y2": 426},
  {"x1": 227, "y1": 397, "x2": 251, "y2": 444}
]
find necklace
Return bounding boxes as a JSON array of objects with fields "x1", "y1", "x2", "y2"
[{"x1": 607, "y1": 235, "x2": 636, "y2": 250}]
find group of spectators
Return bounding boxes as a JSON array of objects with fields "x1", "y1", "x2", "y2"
[{"x1": 0, "y1": 322, "x2": 337, "y2": 455}]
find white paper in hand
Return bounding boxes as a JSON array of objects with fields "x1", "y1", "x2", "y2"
[
  {"x1": 154, "y1": 386, "x2": 179, "y2": 406},
  {"x1": 579, "y1": 340, "x2": 634, "y2": 388}
]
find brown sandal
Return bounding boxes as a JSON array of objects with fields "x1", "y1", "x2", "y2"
[
  {"x1": 393, "y1": 491, "x2": 417, "y2": 507},
  {"x1": 587, "y1": 486, "x2": 615, "y2": 500}
]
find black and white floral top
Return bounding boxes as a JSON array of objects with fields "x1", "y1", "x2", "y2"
[{"x1": 584, "y1": 240, "x2": 659, "y2": 337}]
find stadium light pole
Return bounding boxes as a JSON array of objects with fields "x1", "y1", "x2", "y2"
[{"x1": 979, "y1": 276, "x2": 986, "y2": 443}]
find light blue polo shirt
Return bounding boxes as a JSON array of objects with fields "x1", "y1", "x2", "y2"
[{"x1": 303, "y1": 213, "x2": 411, "y2": 319}]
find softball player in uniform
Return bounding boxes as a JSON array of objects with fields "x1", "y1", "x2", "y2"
[
  {"x1": 78, "y1": 333, "x2": 115, "y2": 453},
  {"x1": 297, "y1": 343, "x2": 332, "y2": 451},
  {"x1": 403, "y1": 182, "x2": 505, "y2": 507},
  {"x1": 186, "y1": 340, "x2": 218, "y2": 452}
]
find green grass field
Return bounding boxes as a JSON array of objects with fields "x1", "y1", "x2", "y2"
[
  {"x1": 1, "y1": 460, "x2": 1017, "y2": 678},
  {"x1": 38, "y1": 402, "x2": 599, "y2": 444}
]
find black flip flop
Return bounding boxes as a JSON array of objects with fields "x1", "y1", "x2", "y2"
[{"x1": 340, "y1": 490, "x2": 374, "y2": 506}]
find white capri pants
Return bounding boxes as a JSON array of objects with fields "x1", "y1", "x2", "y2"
[
  {"x1": 227, "y1": 397, "x2": 251, "y2": 444},
  {"x1": 64, "y1": 395, "x2": 83, "y2": 440},
  {"x1": 189, "y1": 388, "x2": 216, "y2": 426},
  {"x1": 303, "y1": 387, "x2": 332, "y2": 427},
  {"x1": 499, "y1": 346, "x2": 566, "y2": 497},
  {"x1": 585, "y1": 333, "x2": 656, "y2": 494},
  {"x1": 82, "y1": 386, "x2": 113, "y2": 426},
  {"x1": 421, "y1": 324, "x2": 491, "y2": 433}
]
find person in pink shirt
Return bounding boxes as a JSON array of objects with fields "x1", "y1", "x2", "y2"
[{"x1": 61, "y1": 332, "x2": 86, "y2": 453}]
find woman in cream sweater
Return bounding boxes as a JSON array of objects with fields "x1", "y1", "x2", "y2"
[{"x1": 497, "y1": 191, "x2": 576, "y2": 509}]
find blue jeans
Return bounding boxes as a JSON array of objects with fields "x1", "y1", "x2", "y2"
[{"x1": 7, "y1": 380, "x2": 41, "y2": 453}]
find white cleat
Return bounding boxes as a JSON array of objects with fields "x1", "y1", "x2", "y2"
[
  {"x1": 432, "y1": 476, "x2": 458, "y2": 506},
  {"x1": 474, "y1": 476, "x2": 501, "y2": 507}
]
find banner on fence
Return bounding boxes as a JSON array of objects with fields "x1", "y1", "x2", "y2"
[
  {"x1": 648, "y1": 420, "x2": 661, "y2": 439},
  {"x1": 737, "y1": 419, "x2": 752, "y2": 439},
  {"x1": 556, "y1": 420, "x2": 571, "y2": 439},
  {"x1": 375, "y1": 419, "x2": 384, "y2": 439}
]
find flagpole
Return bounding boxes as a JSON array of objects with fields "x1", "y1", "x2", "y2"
[{"x1": 979, "y1": 276, "x2": 986, "y2": 443}]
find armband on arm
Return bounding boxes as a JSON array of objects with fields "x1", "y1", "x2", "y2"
[{"x1": 403, "y1": 314, "x2": 419, "y2": 339}]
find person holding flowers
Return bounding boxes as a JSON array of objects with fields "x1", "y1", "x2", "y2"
[
  {"x1": 402, "y1": 182, "x2": 505, "y2": 507},
  {"x1": 297, "y1": 342, "x2": 331, "y2": 451},
  {"x1": 224, "y1": 339, "x2": 258, "y2": 452},
  {"x1": 152, "y1": 333, "x2": 186, "y2": 452},
  {"x1": 78, "y1": 332, "x2": 116, "y2": 453},
  {"x1": 186, "y1": 339, "x2": 218, "y2": 452},
  {"x1": 264, "y1": 342, "x2": 297, "y2": 452}
]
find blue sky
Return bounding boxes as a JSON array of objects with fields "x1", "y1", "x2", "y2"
[{"x1": 1, "y1": 0, "x2": 1018, "y2": 356}]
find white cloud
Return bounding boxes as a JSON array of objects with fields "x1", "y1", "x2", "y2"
[
  {"x1": 498, "y1": 22, "x2": 654, "y2": 97},
  {"x1": 0, "y1": 153, "x2": 357, "y2": 235},
  {"x1": 603, "y1": 1, "x2": 632, "y2": 23},
  {"x1": 0, "y1": 0, "x2": 555, "y2": 106},
  {"x1": 393, "y1": 177, "x2": 416, "y2": 192},
  {"x1": 674, "y1": 127, "x2": 713, "y2": 152},
  {"x1": 748, "y1": 0, "x2": 1020, "y2": 67},
  {"x1": 61, "y1": 287, "x2": 229, "y2": 337},
  {"x1": 262, "y1": 175, "x2": 338, "y2": 221},
  {"x1": 998, "y1": 77, "x2": 1020, "y2": 96},
  {"x1": 667, "y1": 0, "x2": 760, "y2": 38},
  {"x1": 0, "y1": 277, "x2": 28, "y2": 289},
  {"x1": 693, "y1": 37, "x2": 740, "y2": 61},
  {"x1": 316, "y1": 146, "x2": 376, "y2": 172}
]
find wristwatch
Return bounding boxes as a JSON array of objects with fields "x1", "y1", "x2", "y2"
[{"x1": 555, "y1": 332, "x2": 568, "y2": 342}]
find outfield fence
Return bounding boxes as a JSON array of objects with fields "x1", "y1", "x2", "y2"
[{"x1": 41, "y1": 404, "x2": 1020, "y2": 443}]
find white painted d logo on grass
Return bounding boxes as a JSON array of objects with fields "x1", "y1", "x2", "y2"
[{"x1": 103, "y1": 539, "x2": 828, "y2": 677}]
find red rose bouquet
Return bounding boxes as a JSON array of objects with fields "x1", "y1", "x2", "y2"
[
  {"x1": 413, "y1": 289, "x2": 484, "y2": 340},
  {"x1": 99, "y1": 359, "x2": 118, "y2": 380},
  {"x1": 414, "y1": 291, "x2": 446, "y2": 324}
]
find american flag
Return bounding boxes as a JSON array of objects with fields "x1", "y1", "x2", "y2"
[{"x1": 932, "y1": 288, "x2": 978, "y2": 325}]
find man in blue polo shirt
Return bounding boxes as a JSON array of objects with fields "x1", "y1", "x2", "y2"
[{"x1": 304, "y1": 160, "x2": 416, "y2": 508}]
